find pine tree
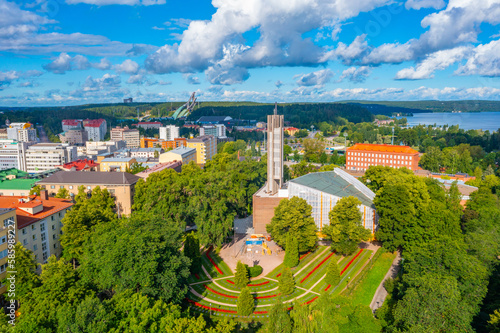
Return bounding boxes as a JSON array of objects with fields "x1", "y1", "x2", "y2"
[
  {"x1": 284, "y1": 235, "x2": 299, "y2": 268},
  {"x1": 237, "y1": 287, "x2": 254, "y2": 316},
  {"x1": 235, "y1": 261, "x2": 249, "y2": 289},
  {"x1": 325, "y1": 257, "x2": 341, "y2": 286},
  {"x1": 279, "y1": 267, "x2": 295, "y2": 296},
  {"x1": 266, "y1": 299, "x2": 293, "y2": 333}
]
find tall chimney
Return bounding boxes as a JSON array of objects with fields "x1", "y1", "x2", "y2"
[{"x1": 40, "y1": 190, "x2": 49, "y2": 200}]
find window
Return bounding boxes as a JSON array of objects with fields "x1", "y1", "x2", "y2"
[
  {"x1": 32, "y1": 234, "x2": 36, "y2": 240},
  {"x1": 41, "y1": 233, "x2": 46, "y2": 241},
  {"x1": 33, "y1": 244, "x2": 38, "y2": 251},
  {"x1": 69, "y1": 186, "x2": 73, "y2": 189},
  {"x1": 23, "y1": 239, "x2": 27, "y2": 246},
  {"x1": 42, "y1": 243, "x2": 47, "y2": 251},
  {"x1": 0, "y1": 263, "x2": 7, "y2": 273},
  {"x1": 52, "y1": 234, "x2": 56, "y2": 240},
  {"x1": 53, "y1": 244, "x2": 57, "y2": 249},
  {"x1": 60, "y1": 185, "x2": 64, "y2": 189},
  {"x1": 22, "y1": 228, "x2": 26, "y2": 235},
  {"x1": 0, "y1": 236, "x2": 5, "y2": 245},
  {"x1": 31, "y1": 225, "x2": 36, "y2": 230},
  {"x1": 42, "y1": 252, "x2": 48, "y2": 261},
  {"x1": 58, "y1": 212, "x2": 61, "y2": 217},
  {"x1": 51, "y1": 185, "x2": 55, "y2": 189},
  {"x1": 52, "y1": 225, "x2": 55, "y2": 230},
  {"x1": 51, "y1": 216, "x2": 54, "y2": 221},
  {"x1": 40, "y1": 223, "x2": 45, "y2": 231}
]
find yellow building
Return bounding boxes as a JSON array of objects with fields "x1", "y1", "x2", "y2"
[
  {"x1": 159, "y1": 147, "x2": 196, "y2": 165},
  {"x1": 186, "y1": 135, "x2": 217, "y2": 165},
  {"x1": 100, "y1": 157, "x2": 137, "y2": 172}
]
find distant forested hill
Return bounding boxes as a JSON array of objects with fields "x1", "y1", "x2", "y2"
[{"x1": 188, "y1": 103, "x2": 374, "y2": 126}]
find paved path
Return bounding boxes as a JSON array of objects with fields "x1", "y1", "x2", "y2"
[
  {"x1": 369, "y1": 251, "x2": 401, "y2": 312},
  {"x1": 293, "y1": 246, "x2": 330, "y2": 277}
]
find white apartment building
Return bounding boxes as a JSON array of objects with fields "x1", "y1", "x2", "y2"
[
  {"x1": 0, "y1": 140, "x2": 31, "y2": 171},
  {"x1": 110, "y1": 126, "x2": 140, "y2": 148},
  {"x1": 61, "y1": 119, "x2": 82, "y2": 132},
  {"x1": 85, "y1": 140, "x2": 126, "y2": 156},
  {"x1": 7, "y1": 123, "x2": 37, "y2": 142},
  {"x1": 130, "y1": 148, "x2": 163, "y2": 158},
  {"x1": 83, "y1": 119, "x2": 107, "y2": 141},
  {"x1": 199, "y1": 124, "x2": 226, "y2": 138},
  {"x1": 159, "y1": 125, "x2": 180, "y2": 141},
  {"x1": 25, "y1": 143, "x2": 77, "y2": 173}
]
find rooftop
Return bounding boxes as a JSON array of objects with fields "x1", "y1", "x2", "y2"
[
  {"x1": 37, "y1": 171, "x2": 141, "y2": 185},
  {"x1": 62, "y1": 119, "x2": 81, "y2": 126},
  {"x1": 57, "y1": 159, "x2": 99, "y2": 171},
  {"x1": 101, "y1": 157, "x2": 135, "y2": 162},
  {"x1": 0, "y1": 178, "x2": 37, "y2": 190},
  {"x1": 165, "y1": 147, "x2": 196, "y2": 158},
  {"x1": 188, "y1": 135, "x2": 215, "y2": 143},
  {"x1": 0, "y1": 195, "x2": 73, "y2": 229},
  {"x1": 348, "y1": 143, "x2": 418, "y2": 154},
  {"x1": 0, "y1": 168, "x2": 29, "y2": 180},
  {"x1": 83, "y1": 119, "x2": 106, "y2": 127},
  {"x1": 197, "y1": 116, "x2": 232, "y2": 123},
  {"x1": 289, "y1": 169, "x2": 376, "y2": 208}
]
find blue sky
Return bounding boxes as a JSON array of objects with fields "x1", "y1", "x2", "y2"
[{"x1": 1, "y1": 0, "x2": 500, "y2": 106}]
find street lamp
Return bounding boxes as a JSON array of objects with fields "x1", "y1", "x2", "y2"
[{"x1": 343, "y1": 132, "x2": 348, "y2": 148}]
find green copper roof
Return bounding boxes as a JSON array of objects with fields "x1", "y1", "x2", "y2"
[
  {"x1": 0, "y1": 168, "x2": 29, "y2": 180},
  {"x1": 289, "y1": 170, "x2": 375, "y2": 208},
  {"x1": 0, "y1": 178, "x2": 37, "y2": 190}
]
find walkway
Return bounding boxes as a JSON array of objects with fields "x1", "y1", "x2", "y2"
[{"x1": 369, "y1": 251, "x2": 401, "y2": 312}]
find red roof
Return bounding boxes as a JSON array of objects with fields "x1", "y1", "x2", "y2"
[
  {"x1": 0, "y1": 196, "x2": 73, "y2": 229},
  {"x1": 83, "y1": 119, "x2": 106, "y2": 127},
  {"x1": 57, "y1": 159, "x2": 99, "y2": 171},
  {"x1": 62, "y1": 119, "x2": 81, "y2": 126},
  {"x1": 348, "y1": 143, "x2": 418, "y2": 154}
]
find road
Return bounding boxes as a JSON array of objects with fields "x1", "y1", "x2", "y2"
[
  {"x1": 36, "y1": 125, "x2": 49, "y2": 143},
  {"x1": 369, "y1": 251, "x2": 401, "y2": 313}
]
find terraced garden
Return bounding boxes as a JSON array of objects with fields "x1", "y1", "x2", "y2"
[{"x1": 185, "y1": 244, "x2": 379, "y2": 318}]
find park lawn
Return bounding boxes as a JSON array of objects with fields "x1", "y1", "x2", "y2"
[
  {"x1": 200, "y1": 255, "x2": 221, "y2": 278},
  {"x1": 293, "y1": 248, "x2": 333, "y2": 283},
  {"x1": 208, "y1": 249, "x2": 234, "y2": 276},
  {"x1": 329, "y1": 250, "x2": 372, "y2": 296},
  {"x1": 347, "y1": 251, "x2": 397, "y2": 307},
  {"x1": 300, "y1": 253, "x2": 341, "y2": 290},
  {"x1": 217, "y1": 278, "x2": 278, "y2": 292},
  {"x1": 266, "y1": 245, "x2": 329, "y2": 278}
]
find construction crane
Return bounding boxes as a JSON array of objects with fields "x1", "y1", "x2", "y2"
[{"x1": 172, "y1": 92, "x2": 197, "y2": 120}]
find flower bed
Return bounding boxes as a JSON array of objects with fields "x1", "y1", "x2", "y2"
[
  {"x1": 340, "y1": 249, "x2": 363, "y2": 275},
  {"x1": 300, "y1": 251, "x2": 335, "y2": 284},
  {"x1": 186, "y1": 298, "x2": 237, "y2": 314},
  {"x1": 194, "y1": 273, "x2": 200, "y2": 279},
  {"x1": 255, "y1": 293, "x2": 279, "y2": 299},
  {"x1": 304, "y1": 296, "x2": 318, "y2": 305},
  {"x1": 226, "y1": 279, "x2": 235, "y2": 284},
  {"x1": 324, "y1": 284, "x2": 331, "y2": 291},
  {"x1": 205, "y1": 247, "x2": 223, "y2": 275},
  {"x1": 299, "y1": 252, "x2": 311, "y2": 260},
  {"x1": 248, "y1": 281, "x2": 269, "y2": 287},
  {"x1": 204, "y1": 285, "x2": 238, "y2": 299}
]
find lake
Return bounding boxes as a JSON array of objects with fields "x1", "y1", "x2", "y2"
[{"x1": 398, "y1": 112, "x2": 500, "y2": 132}]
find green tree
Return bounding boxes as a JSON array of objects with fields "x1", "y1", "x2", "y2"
[
  {"x1": 289, "y1": 160, "x2": 316, "y2": 178},
  {"x1": 420, "y1": 146, "x2": 443, "y2": 172},
  {"x1": 237, "y1": 287, "x2": 254, "y2": 316},
  {"x1": 126, "y1": 162, "x2": 148, "y2": 174},
  {"x1": 265, "y1": 300, "x2": 293, "y2": 333},
  {"x1": 324, "y1": 258, "x2": 340, "y2": 286},
  {"x1": 79, "y1": 212, "x2": 191, "y2": 304},
  {"x1": 235, "y1": 260, "x2": 249, "y2": 290},
  {"x1": 29, "y1": 185, "x2": 43, "y2": 196},
  {"x1": 3, "y1": 244, "x2": 40, "y2": 305},
  {"x1": 323, "y1": 196, "x2": 370, "y2": 255},
  {"x1": 278, "y1": 267, "x2": 295, "y2": 296},
  {"x1": 184, "y1": 232, "x2": 201, "y2": 274},
  {"x1": 266, "y1": 197, "x2": 317, "y2": 252},
  {"x1": 283, "y1": 144, "x2": 293, "y2": 161},
  {"x1": 60, "y1": 186, "x2": 116, "y2": 265},
  {"x1": 283, "y1": 234, "x2": 299, "y2": 268},
  {"x1": 55, "y1": 187, "x2": 70, "y2": 199}
]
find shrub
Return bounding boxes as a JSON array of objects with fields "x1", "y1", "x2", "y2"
[{"x1": 248, "y1": 265, "x2": 263, "y2": 277}]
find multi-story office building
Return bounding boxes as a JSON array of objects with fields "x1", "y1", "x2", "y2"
[
  {"x1": 159, "y1": 147, "x2": 196, "y2": 165},
  {"x1": 0, "y1": 129, "x2": 8, "y2": 140},
  {"x1": 345, "y1": 143, "x2": 420, "y2": 171},
  {"x1": 59, "y1": 128, "x2": 88, "y2": 145},
  {"x1": 25, "y1": 143, "x2": 77, "y2": 173},
  {"x1": 61, "y1": 119, "x2": 82, "y2": 132},
  {"x1": 136, "y1": 122, "x2": 162, "y2": 130},
  {"x1": 110, "y1": 126, "x2": 140, "y2": 148},
  {"x1": 199, "y1": 124, "x2": 226, "y2": 138},
  {"x1": 85, "y1": 140, "x2": 126, "y2": 156},
  {"x1": 7, "y1": 123, "x2": 37, "y2": 142},
  {"x1": 83, "y1": 119, "x2": 107, "y2": 141},
  {"x1": 159, "y1": 125, "x2": 180, "y2": 141},
  {"x1": 0, "y1": 140, "x2": 31, "y2": 171},
  {"x1": 186, "y1": 135, "x2": 216, "y2": 166},
  {"x1": 38, "y1": 171, "x2": 141, "y2": 216},
  {"x1": 0, "y1": 191, "x2": 73, "y2": 277}
]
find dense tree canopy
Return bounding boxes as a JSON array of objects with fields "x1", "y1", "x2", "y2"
[{"x1": 266, "y1": 197, "x2": 317, "y2": 252}]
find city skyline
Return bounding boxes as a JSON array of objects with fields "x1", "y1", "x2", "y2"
[{"x1": 1, "y1": 0, "x2": 500, "y2": 106}]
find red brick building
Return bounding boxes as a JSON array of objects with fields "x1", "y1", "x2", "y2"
[{"x1": 346, "y1": 143, "x2": 420, "y2": 171}]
